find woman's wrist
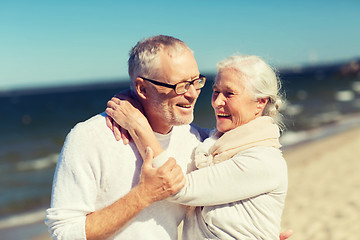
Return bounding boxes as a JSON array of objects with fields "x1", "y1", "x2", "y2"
[{"x1": 128, "y1": 114, "x2": 151, "y2": 132}]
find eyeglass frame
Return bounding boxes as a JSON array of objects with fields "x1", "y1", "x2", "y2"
[{"x1": 139, "y1": 74, "x2": 207, "y2": 95}]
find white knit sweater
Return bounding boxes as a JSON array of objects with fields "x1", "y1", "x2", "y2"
[
  {"x1": 170, "y1": 146, "x2": 288, "y2": 240},
  {"x1": 181, "y1": 147, "x2": 288, "y2": 240},
  {"x1": 136, "y1": 118, "x2": 288, "y2": 239},
  {"x1": 152, "y1": 142, "x2": 287, "y2": 239},
  {"x1": 151, "y1": 118, "x2": 288, "y2": 239},
  {"x1": 45, "y1": 113, "x2": 205, "y2": 240}
]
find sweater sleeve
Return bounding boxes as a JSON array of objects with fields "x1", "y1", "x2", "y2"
[
  {"x1": 169, "y1": 147, "x2": 285, "y2": 206},
  {"x1": 45, "y1": 124, "x2": 99, "y2": 240}
]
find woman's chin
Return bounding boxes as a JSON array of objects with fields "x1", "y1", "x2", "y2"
[{"x1": 216, "y1": 124, "x2": 231, "y2": 133}]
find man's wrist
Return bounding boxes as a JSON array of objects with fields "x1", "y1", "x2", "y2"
[{"x1": 132, "y1": 184, "x2": 154, "y2": 208}]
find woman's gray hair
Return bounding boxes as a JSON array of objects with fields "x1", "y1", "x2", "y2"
[
  {"x1": 128, "y1": 35, "x2": 192, "y2": 91},
  {"x1": 216, "y1": 55, "x2": 285, "y2": 130}
]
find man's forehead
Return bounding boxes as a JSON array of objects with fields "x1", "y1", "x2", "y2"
[
  {"x1": 160, "y1": 46, "x2": 193, "y2": 60},
  {"x1": 157, "y1": 49, "x2": 199, "y2": 82}
]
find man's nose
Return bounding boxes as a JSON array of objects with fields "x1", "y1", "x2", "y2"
[{"x1": 184, "y1": 84, "x2": 199, "y2": 99}]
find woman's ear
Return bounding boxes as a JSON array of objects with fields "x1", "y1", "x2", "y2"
[
  {"x1": 256, "y1": 98, "x2": 269, "y2": 115},
  {"x1": 135, "y1": 77, "x2": 147, "y2": 100}
]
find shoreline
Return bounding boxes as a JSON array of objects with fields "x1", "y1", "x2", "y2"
[
  {"x1": 0, "y1": 208, "x2": 49, "y2": 240},
  {"x1": 280, "y1": 112, "x2": 360, "y2": 150}
]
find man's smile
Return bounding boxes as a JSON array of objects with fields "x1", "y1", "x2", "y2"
[{"x1": 177, "y1": 104, "x2": 192, "y2": 108}]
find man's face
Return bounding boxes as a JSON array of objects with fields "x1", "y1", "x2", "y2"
[{"x1": 144, "y1": 49, "x2": 201, "y2": 133}]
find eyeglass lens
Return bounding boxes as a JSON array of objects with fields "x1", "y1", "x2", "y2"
[{"x1": 175, "y1": 78, "x2": 205, "y2": 94}]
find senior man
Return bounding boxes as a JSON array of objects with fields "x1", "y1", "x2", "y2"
[{"x1": 45, "y1": 35, "x2": 208, "y2": 239}]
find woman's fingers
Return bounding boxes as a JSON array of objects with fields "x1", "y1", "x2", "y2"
[
  {"x1": 120, "y1": 126, "x2": 131, "y2": 144},
  {"x1": 112, "y1": 121, "x2": 121, "y2": 142},
  {"x1": 105, "y1": 115, "x2": 113, "y2": 130}
]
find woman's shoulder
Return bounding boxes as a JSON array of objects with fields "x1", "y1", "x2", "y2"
[
  {"x1": 233, "y1": 147, "x2": 288, "y2": 188},
  {"x1": 238, "y1": 146, "x2": 283, "y2": 157},
  {"x1": 234, "y1": 146, "x2": 286, "y2": 170}
]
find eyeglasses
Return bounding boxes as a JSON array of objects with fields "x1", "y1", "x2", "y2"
[{"x1": 140, "y1": 74, "x2": 206, "y2": 95}]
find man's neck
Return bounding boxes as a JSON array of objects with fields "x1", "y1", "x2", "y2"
[
  {"x1": 142, "y1": 110, "x2": 173, "y2": 134},
  {"x1": 150, "y1": 122, "x2": 173, "y2": 135}
]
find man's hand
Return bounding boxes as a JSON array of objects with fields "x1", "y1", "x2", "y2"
[
  {"x1": 85, "y1": 147, "x2": 183, "y2": 240},
  {"x1": 279, "y1": 229, "x2": 293, "y2": 240},
  {"x1": 138, "y1": 147, "x2": 186, "y2": 205}
]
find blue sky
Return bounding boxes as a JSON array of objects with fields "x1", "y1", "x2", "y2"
[{"x1": 1, "y1": 0, "x2": 359, "y2": 90}]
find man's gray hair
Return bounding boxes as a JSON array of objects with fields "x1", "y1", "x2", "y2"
[{"x1": 128, "y1": 35, "x2": 192, "y2": 91}]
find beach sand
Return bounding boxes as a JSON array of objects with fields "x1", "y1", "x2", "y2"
[
  {"x1": 2, "y1": 126, "x2": 359, "y2": 240},
  {"x1": 280, "y1": 126, "x2": 360, "y2": 240}
]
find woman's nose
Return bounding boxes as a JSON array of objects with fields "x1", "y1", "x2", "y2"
[{"x1": 212, "y1": 94, "x2": 225, "y2": 108}]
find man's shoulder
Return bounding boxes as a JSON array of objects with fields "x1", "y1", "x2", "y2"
[
  {"x1": 189, "y1": 123, "x2": 211, "y2": 141},
  {"x1": 62, "y1": 112, "x2": 134, "y2": 157},
  {"x1": 71, "y1": 112, "x2": 107, "y2": 133},
  {"x1": 66, "y1": 112, "x2": 114, "y2": 144}
]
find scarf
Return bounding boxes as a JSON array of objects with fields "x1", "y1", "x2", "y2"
[{"x1": 195, "y1": 116, "x2": 281, "y2": 168}]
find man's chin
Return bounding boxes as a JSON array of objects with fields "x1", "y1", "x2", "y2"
[{"x1": 172, "y1": 115, "x2": 194, "y2": 126}]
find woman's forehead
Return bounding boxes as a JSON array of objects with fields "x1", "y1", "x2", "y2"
[{"x1": 215, "y1": 70, "x2": 246, "y2": 90}]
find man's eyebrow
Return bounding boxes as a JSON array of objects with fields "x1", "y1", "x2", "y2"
[
  {"x1": 179, "y1": 74, "x2": 201, "y2": 83},
  {"x1": 193, "y1": 74, "x2": 201, "y2": 79}
]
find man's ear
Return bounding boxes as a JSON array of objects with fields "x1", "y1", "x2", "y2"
[
  {"x1": 135, "y1": 77, "x2": 147, "y2": 100},
  {"x1": 256, "y1": 97, "x2": 269, "y2": 115}
]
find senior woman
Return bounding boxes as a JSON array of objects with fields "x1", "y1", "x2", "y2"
[{"x1": 106, "y1": 55, "x2": 288, "y2": 239}]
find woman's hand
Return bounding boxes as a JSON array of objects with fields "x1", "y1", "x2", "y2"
[
  {"x1": 106, "y1": 90, "x2": 163, "y2": 159},
  {"x1": 105, "y1": 91, "x2": 148, "y2": 143},
  {"x1": 279, "y1": 229, "x2": 293, "y2": 240},
  {"x1": 106, "y1": 115, "x2": 130, "y2": 143}
]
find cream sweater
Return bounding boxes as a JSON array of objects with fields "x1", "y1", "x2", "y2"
[
  {"x1": 45, "y1": 113, "x2": 205, "y2": 240},
  {"x1": 178, "y1": 147, "x2": 288, "y2": 240},
  {"x1": 157, "y1": 118, "x2": 288, "y2": 239}
]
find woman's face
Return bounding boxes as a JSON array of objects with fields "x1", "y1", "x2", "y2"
[{"x1": 212, "y1": 69, "x2": 262, "y2": 133}]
